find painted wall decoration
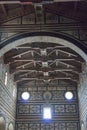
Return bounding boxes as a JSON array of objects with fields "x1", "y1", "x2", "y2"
[{"x1": 16, "y1": 84, "x2": 80, "y2": 130}]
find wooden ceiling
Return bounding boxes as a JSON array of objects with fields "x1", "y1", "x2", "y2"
[
  {"x1": 0, "y1": 0, "x2": 86, "y2": 86},
  {"x1": 0, "y1": 0, "x2": 87, "y2": 24},
  {"x1": 4, "y1": 42, "x2": 84, "y2": 86}
]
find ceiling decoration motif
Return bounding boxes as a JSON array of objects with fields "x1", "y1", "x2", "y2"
[
  {"x1": 0, "y1": 0, "x2": 86, "y2": 87},
  {"x1": 4, "y1": 42, "x2": 84, "y2": 86},
  {"x1": 0, "y1": 0, "x2": 87, "y2": 24}
]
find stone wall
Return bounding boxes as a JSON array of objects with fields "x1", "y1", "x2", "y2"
[
  {"x1": 0, "y1": 13, "x2": 87, "y2": 130},
  {"x1": 0, "y1": 57, "x2": 17, "y2": 130},
  {"x1": 16, "y1": 81, "x2": 80, "y2": 130},
  {"x1": 78, "y1": 63, "x2": 87, "y2": 130}
]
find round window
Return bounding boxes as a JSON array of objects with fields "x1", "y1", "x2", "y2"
[
  {"x1": 21, "y1": 92, "x2": 30, "y2": 100},
  {"x1": 65, "y1": 91, "x2": 73, "y2": 100}
]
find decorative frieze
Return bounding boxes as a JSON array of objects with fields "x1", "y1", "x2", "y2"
[
  {"x1": 16, "y1": 122, "x2": 80, "y2": 130},
  {"x1": 17, "y1": 88, "x2": 77, "y2": 102},
  {"x1": 16, "y1": 83, "x2": 80, "y2": 130},
  {"x1": 17, "y1": 104, "x2": 77, "y2": 115}
]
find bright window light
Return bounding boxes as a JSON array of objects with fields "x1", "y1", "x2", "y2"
[
  {"x1": 43, "y1": 107, "x2": 52, "y2": 119},
  {"x1": 13, "y1": 89, "x2": 15, "y2": 97},
  {"x1": 65, "y1": 91, "x2": 73, "y2": 100},
  {"x1": 21, "y1": 92, "x2": 30, "y2": 100},
  {"x1": 5, "y1": 72, "x2": 7, "y2": 85}
]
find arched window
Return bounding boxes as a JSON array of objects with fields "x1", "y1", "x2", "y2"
[{"x1": 5, "y1": 71, "x2": 7, "y2": 85}]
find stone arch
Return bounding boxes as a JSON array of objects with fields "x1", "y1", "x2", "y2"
[
  {"x1": 0, "y1": 31, "x2": 87, "y2": 61},
  {"x1": 0, "y1": 116, "x2": 6, "y2": 130}
]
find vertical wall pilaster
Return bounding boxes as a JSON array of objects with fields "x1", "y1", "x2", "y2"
[
  {"x1": 78, "y1": 62, "x2": 87, "y2": 130},
  {"x1": 0, "y1": 57, "x2": 17, "y2": 130}
]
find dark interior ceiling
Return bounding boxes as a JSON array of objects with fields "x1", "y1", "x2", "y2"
[
  {"x1": 0, "y1": 0, "x2": 86, "y2": 86},
  {"x1": 4, "y1": 42, "x2": 84, "y2": 86},
  {"x1": 0, "y1": 0, "x2": 87, "y2": 23}
]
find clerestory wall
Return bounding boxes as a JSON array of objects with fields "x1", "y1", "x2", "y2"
[{"x1": 16, "y1": 81, "x2": 80, "y2": 130}]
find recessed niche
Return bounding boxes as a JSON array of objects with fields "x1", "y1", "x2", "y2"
[{"x1": 0, "y1": 117, "x2": 5, "y2": 130}]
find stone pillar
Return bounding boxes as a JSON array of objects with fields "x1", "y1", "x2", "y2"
[
  {"x1": 0, "y1": 58, "x2": 17, "y2": 130},
  {"x1": 78, "y1": 63, "x2": 87, "y2": 130}
]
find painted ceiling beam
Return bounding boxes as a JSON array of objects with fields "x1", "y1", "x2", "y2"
[
  {"x1": 54, "y1": 0, "x2": 84, "y2": 2},
  {"x1": 0, "y1": 0, "x2": 84, "y2": 5},
  {"x1": 0, "y1": 1, "x2": 21, "y2": 4},
  {"x1": 15, "y1": 77, "x2": 78, "y2": 83},
  {"x1": 0, "y1": 4, "x2": 7, "y2": 16},
  {"x1": 11, "y1": 68, "x2": 79, "y2": 75},
  {"x1": 1, "y1": 24, "x2": 87, "y2": 32}
]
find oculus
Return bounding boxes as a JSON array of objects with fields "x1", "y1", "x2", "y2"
[
  {"x1": 21, "y1": 92, "x2": 30, "y2": 100},
  {"x1": 65, "y1": 91, "x2": 73, "y2": 100}
]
